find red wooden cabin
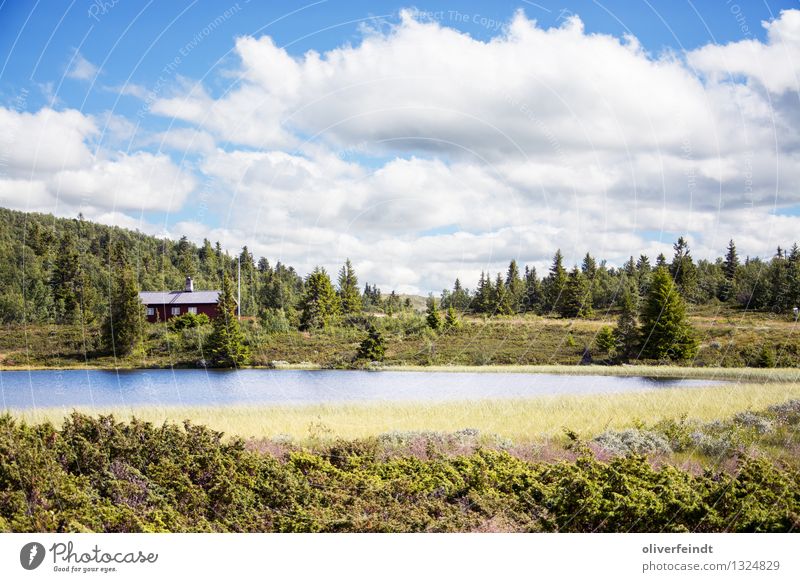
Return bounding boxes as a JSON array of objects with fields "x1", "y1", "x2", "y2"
[{"x1": 139, "y1": 277, "x2": 227, "y2": 323}]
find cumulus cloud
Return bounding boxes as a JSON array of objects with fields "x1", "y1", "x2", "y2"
[
  {"x1": 687, "y1": 9, "x2": 800, "y2": 95},
  {"x1": 138, "y1": 8, "x2": 800, "y2": 291},
  {"x1": 4, "y1": 9, "x2": 800, "y2": 293},
  {"x1": 0, "y1": 107, "x2": 195, "y2": 216}
]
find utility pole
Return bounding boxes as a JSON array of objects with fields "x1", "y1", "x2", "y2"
[{"x1": 237, "y1": 255, "x2": 241, "y2": 320}]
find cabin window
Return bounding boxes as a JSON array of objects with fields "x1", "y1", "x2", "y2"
[
  {"x1": 146, "y1": 308, "x2": 155, "y2": 316},
  {"x1": 187, "y1": 307, "x2": 198, "y2": 315},
  {"x1": 171, "y1": 307, "x2": 181, "y2": 316}
]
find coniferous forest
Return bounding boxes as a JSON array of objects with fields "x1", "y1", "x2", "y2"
[{"x1": 2, "y1": 205, "x2": 800, "y2": 369}]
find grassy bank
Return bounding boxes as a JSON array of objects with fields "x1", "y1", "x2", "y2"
[
  {"x1": 388, "y1": 364, "x2": 800, "y2": 381},
  {"x1": 3, "y1": 305, "x2": 800, "y2": 370},
  {"x1": 15, "y1": 381, "x2": 800, "y2": 442}
]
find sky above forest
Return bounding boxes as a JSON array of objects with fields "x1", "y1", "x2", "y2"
[{"x1": 0, "y1": 0, "x2": 798, "y2": 293}]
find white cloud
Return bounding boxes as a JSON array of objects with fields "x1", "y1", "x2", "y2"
[
  {"x1": 138, "y1": 9, "x2": 800, "y2": 291},
  {"x1": 687, "y1": 9, "x2": 800, "y2": 95},
  {"x1": 66, "y1": 51, "x2": 100, "y2": 81},
  {"x1": 5, "y1": 9, "x2": 800, "y2": 293},
  {"x1": 0, "y1": 107, "x2": 195, "y2": 216}
]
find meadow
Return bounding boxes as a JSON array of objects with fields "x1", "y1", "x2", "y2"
[
  {"x1": 15, "y1": 380, "x2": 800, "y2": 442},
  {"x1": 2, "y1": 304, "x2": 800, "y2": 370}
]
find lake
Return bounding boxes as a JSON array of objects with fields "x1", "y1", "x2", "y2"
[{"x1": 0, "y1": 369, "x2": 725, "y2": 410}]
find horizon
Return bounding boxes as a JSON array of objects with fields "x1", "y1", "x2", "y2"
[{"x1": 1, "y1": 1, "x2": 799, "y2": 294}]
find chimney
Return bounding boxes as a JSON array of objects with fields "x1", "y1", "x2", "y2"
[{"x1": 185, "y1": 276, "x2": 194, "y2": 292}]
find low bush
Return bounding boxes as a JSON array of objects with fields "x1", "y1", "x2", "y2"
[
  {"x1": 2, "y1": 413, "x2": 799, "y2": 532},
  {"x1": 167, "y1": 312, "x2": 210, "y2": 331}
]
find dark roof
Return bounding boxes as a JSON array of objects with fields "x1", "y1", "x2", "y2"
[{"x1": 138, "y1": 290, "x2": 220, "y2": 305}]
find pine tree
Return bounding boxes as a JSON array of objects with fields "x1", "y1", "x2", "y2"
[
  {"x1": 719, "y1": 239, "x2": 739, "y2": 301},
  {"x1": 444, "y1": 306, "x2": 461, "y2": 330},
  {"x1": 52, "y1": 230, "x2": 83, "y2": 323},
  {"x1": 769, "y1": 250, "x2": 790, "y2": 312},
  {"x1": 356, "y1": 325, "x2": 386, "y2": 361},
  {"x1": 670, "y1": 237, "x2": 698, "y2": 301},
  {"x1": 723, "y1": 240, "x2": 739, "y2": 281},
  {"x1": 102, "y1": 266, "x2": 145, "y2": 356},
  {"x1": 426, "y1": 295, "x2": 443, "y2": 330},
  {"x1": 337, "y1": 259, "x2": 362, "y2": 315},
  {"x1": 505, "y1": 260, "x2": 525, "y2": 312},
  {"x1": 523, "y1": 266, "x2": 543, "y2": 313},
  {"x1": 472, "y1": 272, "x2": 492, "y2": 313},
  {"x1": 581, "y1": 252, "x2": 597, "y2": 279},
  {"x1": 206, "y1": 272, "x2": 249, "y2": 367},
  {"x1": 787, "y1": 243, "x2": 800, "y2": 310},
  {"x1": 446, "y1": 278, "x2": 471, "y2": 311},
  {"x1": 639, "y1": 267, "x2": 698, "y2": 360},
  {"x1": 492, "y1": 272, "x2": 514, "y2": 315},
  {"x1": 560, "y1": 266, "x2": 592, "y2": 318},
  {"x1": 636, "y1": 255, "x2": 652, "y2": 297},
  {"x1": 300, "y1": 267, "x2": 341, "y2": 330},
  {"x1": 615, "y1": 287, "x2": 639, "y2": 358},
  {"x1": 543, "y1": 249, "x2": 567, "y2": 314},
  {"x1": 176, "y1": 236, "x2": 197, "y2": 277}
]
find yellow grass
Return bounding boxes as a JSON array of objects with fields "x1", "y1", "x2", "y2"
[
  {"x1": 387, "y1": 364, "x2": 800, "y2": 381},
  {"x1": 13, "y1": 381, "x2": 800, "y2": 442}
]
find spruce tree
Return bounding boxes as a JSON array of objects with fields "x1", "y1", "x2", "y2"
[
  {"x1": 505, "y1": 260, "x2": 525, "y2": 312},
  {"x1": 300, "y1": 267, "x2": 341, "y2": 330},
  {"x1": 492, "y1": 272, "x2": 514, "y2": 315},
  {"x1": 720, "y1": 239, "x2": 739, "y2": 301},
  {"x1": 639, "y1": 267, "x2": 698, "y2": 360},
  {"x1": 560, "y1": 266, "x2": 592, "y2": 318},
  {"x1": 337, "y1": 258, "x2": 362, "y2": 315},
  {"x1": 472, "y1": 272, "x2": 492, "y2": 313},
  {"x1": 52, "y1": 230, "x2": 83, "y2": 323},
  {"x1": 523, "y1": 266, "x2": 543, "y2": 313},
  {"x1": 206, "y1": 272, "x2": 249, "y2": 367},
  {"x1": 544, "y1": 249, "x2": 567, "y2": 314},
  {"x1": 723, "y1": 240, "x2": 739, "y2": 281},
  {"x1": 581, "y1": 253, "x2": 597, "y2": 279},
  {"x1": 636, "y1": 255, "x2": 652, "y2": 297},
  {"x1": 426, "y1": 295, "x2": 443, "y2": 330},
  {"x1": 447, "y1": 278, "x2": 470, "y2": 311},
  {"x1": 444, "y1": 306, "x2": 461, "y2": 329},
  {"x1": 102, "y1": 266, "x2": 145, "y2": 356},
  {"x1": 615, "y1": 287, "x2": 639, "y2": 358},
  {"x1": 768, "y1": 250, "x2": 789, "y2": 312},
  {"x1": 670, "y1": 237, "x2": 698, "y2": 301},
  {"x1": 356, "y1": 325, "x2": 386, "y2": 361}
]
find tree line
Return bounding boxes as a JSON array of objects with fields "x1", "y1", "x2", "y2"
[
  {"x1": 2, "y1": 206, "x2": 800, "y2": 365},
  {"x1": 441, "y1": 237, "x2": 800, "y2": 318}
]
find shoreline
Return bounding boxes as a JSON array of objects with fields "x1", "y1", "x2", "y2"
[
  {"x1": 9, "y1": 381, "x2": 800, "y2": 441},
  {"x1": 1, "y1": 362, "x2": 799, "y2": 382}
]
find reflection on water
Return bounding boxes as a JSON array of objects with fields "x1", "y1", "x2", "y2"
[{"x1": 0, "y1": 369, "x2": 725, "y2": 410}]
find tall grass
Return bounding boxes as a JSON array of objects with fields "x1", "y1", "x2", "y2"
[
  {"x1": 389, "y1": 364, "x2": 800, "y2": 381},
  {"x1": 14, "y1": 382, "x2": 800, "y2": 442}
]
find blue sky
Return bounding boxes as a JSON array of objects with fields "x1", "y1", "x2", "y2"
[
  {"x1": 0, "y1": 0, "x2": 790, "y2": 112},
  {"x1": 0, "y1": 1, "x2": 798, "y2": 292}
]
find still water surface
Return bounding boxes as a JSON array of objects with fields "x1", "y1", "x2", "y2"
[{"x1": 0, "y1": 369, "x2": 725, "y2": 410}]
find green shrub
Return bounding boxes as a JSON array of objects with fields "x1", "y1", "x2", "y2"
[
  {"x1": 2, "y1": 413, "x2": 799, "y2": 533},
  {"x1": 356, "y1": 326, "x2": 386, "y2": 362},
  {"x1": 259, "y1": 308, "x2": 291, "y2": 333},
  {"x1": 168, "y1": 312, "x2": 210, "y2": 331}
]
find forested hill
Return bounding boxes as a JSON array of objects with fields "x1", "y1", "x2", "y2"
[
  {"x1": 2, "y1": 205, "x2": 800, "y2": 328},
  {"x1": 0, "y1": 206, "x2": 297, "y2": 325}
]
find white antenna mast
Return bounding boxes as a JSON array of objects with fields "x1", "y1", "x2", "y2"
[{"x1": 237, "y1": 254, "x2": 241, "y2": 320}]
